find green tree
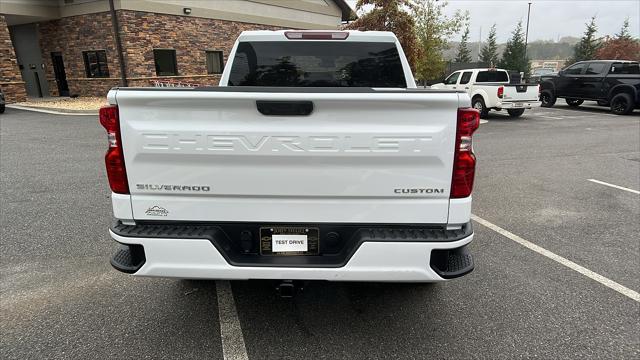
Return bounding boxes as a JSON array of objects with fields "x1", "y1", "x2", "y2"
[
  {"x1": 499, "y1": 21, "x2": 529, "y2": 76},
  {"x1": 344, "y1": 0, "x2": 419, "y2": 70},
  {"x1": 412, "y1": 0, "x2": 468, "y2": 82},
  {"x1": 455, "y1": 25, "x2": 472, "y2": 63},
  {"x1": 595, "y1": 18, "x2": 639, "y2": 61},
  {"x1": 480, "y1": 24, "x2": 499, "y2": 66},
  {"x1": 569, "y1": 16, "x2": 601, "y2": 63},
  {"x1": 615, "y1": 18, "x2": 632, "y2": 40}
]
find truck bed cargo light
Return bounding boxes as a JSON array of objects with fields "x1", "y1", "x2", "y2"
[{"x1": 285, "y1": 31, "x2": 349, "y2": 40}]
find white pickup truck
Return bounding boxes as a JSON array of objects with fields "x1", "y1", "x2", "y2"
[
  {"x1": 432, "y1": 68, "x2": 540, "y2": 118},
  {"x1": 101, "y1": 30, "x2": 478, "y2": 289}
]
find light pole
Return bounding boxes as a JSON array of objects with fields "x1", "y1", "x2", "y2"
[
  {"x1": 478, "y1": 26, "x2": 482, "y2": 62},
  {"x1": 524, "y1": 2, "x2": 532, "y2": 62}
]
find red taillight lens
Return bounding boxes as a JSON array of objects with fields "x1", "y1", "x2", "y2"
[
  {"x1": 99, "y1": 105, "x2": 129, "y2": 194},
  {"x1": 451, "y1": 108, "x2": 480, "y2": 198},
  {"x1": 497, "y1": 86, "x2": 504, "y2": 99},
  {"x1": 457, "y1": 108, "x2": 480, "y2": 138}
]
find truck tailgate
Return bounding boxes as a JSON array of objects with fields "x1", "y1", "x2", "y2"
[
  {"x1": 115, "y1": 88, "x2": 460, "y2": 224},
  {"x1": 502, "y1": 84, "x2": 539, "y2": 102}
]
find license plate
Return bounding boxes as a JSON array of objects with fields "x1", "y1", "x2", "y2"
[
  {"x1": 260, "y1": 227, "x2": 319, "y2": 256},
  {"x1": 514, "y1": 103, "x2": 524, "y2": 107}
]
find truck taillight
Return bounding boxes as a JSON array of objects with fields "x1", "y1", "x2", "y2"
[
  {"x1": 99, "y1": 105, "x2": 129, "y2": 194},
  {"x1": 497, "y1": 86, "x2": 504, "y2": 99},
  {"x1": 451, "y1": 108, "x2": 480, "y2": 198}
]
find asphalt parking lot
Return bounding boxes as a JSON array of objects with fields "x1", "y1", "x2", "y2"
[{"x1": 1, "y1": 103, "x2": 639, "y2": 359}]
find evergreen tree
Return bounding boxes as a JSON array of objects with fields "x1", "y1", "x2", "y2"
[
  {"x1": 455, "y1": 25, "x2": 472, "y2": 63},
  {"x1": 595, "y1": 18, "x2": 639, "y2": 61},
  {"x1": 499, "y1": 21, "x2": 529, "y2": 76},
  {"x1": 480, "y1": 24, "x2": 499, "y2": 66},
  {"x1": 615, "y1": 18, "x2": 632, "y2": 40},
  {"x1": 569, "y1": 16, "x2": 601, "y2": 63}
]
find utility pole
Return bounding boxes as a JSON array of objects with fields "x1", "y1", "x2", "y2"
[
  {"x1": 109, "y1": 0, "x2": 128, "y2": 87},
  {"x1": 478, "y1": 26, "x2": 482, "y2": 62},
  {"x1": 524, "y1": 2, "x2": 532, "y2": 79},
  {"x1": 525, "y1": 2, "x2": 532, "y2": 60}
]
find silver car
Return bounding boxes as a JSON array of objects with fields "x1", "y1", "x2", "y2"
[{"x1": 530, "y1": 68, "x2": 556, "y2": 84}]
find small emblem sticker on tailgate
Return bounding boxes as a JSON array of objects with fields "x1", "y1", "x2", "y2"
[{"x1": 145, "y1": 206, "x2": 168, "y2": 216}]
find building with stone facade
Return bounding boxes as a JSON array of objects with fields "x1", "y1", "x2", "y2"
[
  {"x1": 0, "y1": 0, "x2": 353, "y2": 103},
  {"x1": 530, "y1": 59, "x2": 568, "y2": 73}
]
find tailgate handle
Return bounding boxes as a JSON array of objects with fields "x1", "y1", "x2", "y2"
[{"x1": 256, "y1": 101, "x2": 314, "y2": 116}]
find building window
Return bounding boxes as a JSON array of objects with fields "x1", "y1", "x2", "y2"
[
  {"x1": 206, "y1": 50, "x2": 224, "y2": 74},
  {"x1": 154, "y1": 49, "x2": 178, "y2": 76},
  {"x1": 83, "y1": 50, "x2": 109, "y2": 78}
]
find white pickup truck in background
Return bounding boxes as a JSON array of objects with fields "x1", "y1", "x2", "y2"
[
  {"x1": 432, "y1": 68, "x2": 541, "y2": 118},
  {"x1": 100, "y1": 30, "x2": 479, "y2": 292}
]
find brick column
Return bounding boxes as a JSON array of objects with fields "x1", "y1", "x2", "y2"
[{"x1": 0, "y1": 15, "x2": 27, "y2": 103}]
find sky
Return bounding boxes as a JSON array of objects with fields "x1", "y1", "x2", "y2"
[{"x1": 345, "y1": 0, "x2": 640, "y2": 43}]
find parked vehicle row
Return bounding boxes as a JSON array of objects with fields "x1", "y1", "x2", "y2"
[
  {"x1": 530, "y1": 68, "x2": 556, "y2": 84},
  {"x1": 432, "y1": 68, "x2": 541, "y2": 118},
  {"x1": 539, "y1": 60, "x2": 639, "y2": 115}
]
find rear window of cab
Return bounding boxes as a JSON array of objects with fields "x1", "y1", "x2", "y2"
[
  {"x1": 475, "y1": 71, "x2": 509, "y2": 82},
  {"x1": 228, "y1": 41, "x2": 407, "y2": 87},
  {"x1": 610, "y1": 62, "x2": 640, "y2": 74}
]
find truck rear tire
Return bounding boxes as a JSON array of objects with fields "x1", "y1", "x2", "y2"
[
  {"x1": 472, "y1": 97, "x2": 489, "y2": 118},
  {"x1": 610, "y1": 93, "x2": 634, "y2": 115},
  {"x1": 565, "y1": 98, "x2": 584, "y2": 107},
  {"x1": 507, "y1": 109, "x2": 525, "y2": 117},
  {"x1": 540, "y1": 90, "x2": 556, "y2": 108}
]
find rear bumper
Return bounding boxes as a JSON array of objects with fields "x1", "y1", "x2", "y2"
[
  {"x1": 108, "y1": 222, "x2": 474, "y2": 282},
  {"x1": 496, "y1": 100, "x2": 541, "y2": 109}
]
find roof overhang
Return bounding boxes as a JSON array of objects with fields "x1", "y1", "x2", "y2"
[{"x1": 331, "y1": 0, "x2": 357, "y2": 21}]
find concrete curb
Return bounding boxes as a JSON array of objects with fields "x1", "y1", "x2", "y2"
[{"x1": 7, "y1": 104, "x2": 98, "y2": 116}]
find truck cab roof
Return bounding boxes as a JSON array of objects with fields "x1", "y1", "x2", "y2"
[
  {"x1": 571, "y1": 60, "x2": 638, "y2": 63},
  {"x1": 236, "y1": 30, "x2": 399, "y2": 43}
]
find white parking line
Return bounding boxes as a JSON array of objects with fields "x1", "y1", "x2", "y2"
[
  {"x1": 216, "y1": 280, "x2": 249, "y2": 360},
  {"x1": 587, "y1": 179, "x2": 640, "y2": 195},
  {"x1": 471, "y1": 214, "x2": 640, "y2": 303},
  {"x1": 538, "y1": 115, "x2": 563, "y2": 120}
]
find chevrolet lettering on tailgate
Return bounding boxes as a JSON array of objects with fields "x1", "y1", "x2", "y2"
[{"x1": 141, "y1": 134, "x2": 433, "y2": 154}]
